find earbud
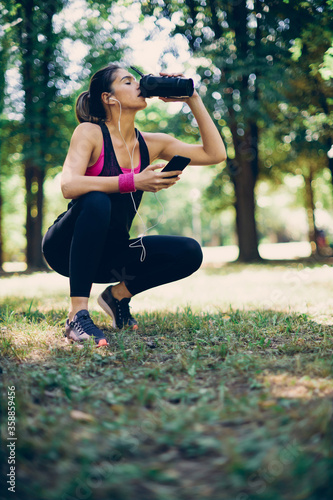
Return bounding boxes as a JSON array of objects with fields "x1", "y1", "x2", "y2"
[{"x1": 109, "y1": 97, "x2": 120, "y2": 103}]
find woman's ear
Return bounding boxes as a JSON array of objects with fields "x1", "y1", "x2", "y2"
[{"x1": 101, "y1": 92, "x2": 113, "y2": 105}]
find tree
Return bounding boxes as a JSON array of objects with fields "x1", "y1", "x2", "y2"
[
  {"x1": 262, "y1": 8, "x2": 333, "y2": 254},
  {"x1": 0, "y1": 0, "x2": 126, "y2": 269},
  {"x1": 0, "y1": 4, "x2": 19, "y2": 269},
  {"x1": 141, "y1": 0, "x2": 333, "y2": 261},
  {"x1": 0, "y1": 35, "x2": 9, "y2": 269},
  {"x1": 17, "y1": 0, "x2": 72, "y2": 269},
  {"x1": 0, "y1": 0, "x2": 72, "y2": 269}
]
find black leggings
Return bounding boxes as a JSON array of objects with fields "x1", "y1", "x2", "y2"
[{"x1": 42, "y1": 191, "x2": 203, "y2": 297}]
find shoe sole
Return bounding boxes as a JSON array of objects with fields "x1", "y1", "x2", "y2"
[
  {"x1": 97, "y1": 293, "x2": 117, "y2": 328},
  {"x1": 97, "y1": 293, "x2": 138, "y2": 331},
  {"x1": 65, "y1": 336, "x2": 108, "y2": 348},
  {"x1": 65, "y1": 331, "x2": 109, "y2": 348}
]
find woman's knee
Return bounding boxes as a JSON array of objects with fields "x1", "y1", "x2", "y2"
[
  {"x1": 185, "y1": 237, "x2": 203, "y2": 270},
  {"x1": 176, "y1": 237, "x2": 203, "y2": 273},
  {"x1": 79, "y1": 192, "x2": 111, "y2": 221}
]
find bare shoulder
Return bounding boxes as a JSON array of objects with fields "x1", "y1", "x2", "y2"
[
  {"x1": 72, "y1": 122, "x2": 102, "y2": 142},
  {"x1": 66, "y1": 122, "x2": 103, "y2": 166}
]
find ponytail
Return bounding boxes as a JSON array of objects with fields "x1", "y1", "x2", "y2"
[
  {"x1": 75, "y1": 91, "x2": 105, "y2": 124},
  {"x1": 75, "y1": 63, "x2": 121, "y2": 123}
]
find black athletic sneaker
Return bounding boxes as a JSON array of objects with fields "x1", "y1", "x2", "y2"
[
  {"x1": 65, "y1": 309, "x2": 109, "y2": 347},
  {"x1": 97, "y1": 286, "x2": 138, "y2": 330}
]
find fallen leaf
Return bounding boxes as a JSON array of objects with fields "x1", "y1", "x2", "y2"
[
  {"x1": 70, "y1": 410, "x2": 95, "y2": 422},
  {"x1": 259, "y1": 400, "x2": 277, "y2": 408},
  {"x1": 110, "y1": 404, "x2": 125, "y2": 415},
  {"x1": 44, "y1": 390, "x2": 58, "y2": 398}
]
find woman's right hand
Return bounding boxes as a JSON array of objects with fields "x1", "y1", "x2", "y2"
[{"x1": 134, "y1": 164, "x2": 182, "y2": 192}]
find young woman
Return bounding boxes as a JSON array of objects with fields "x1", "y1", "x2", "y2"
[{"x1": 42, "y1": 63, "x2": 226, "y2": 347}]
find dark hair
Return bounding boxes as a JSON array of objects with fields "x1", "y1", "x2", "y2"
[{"x1": 75, "y1": 63, "x2": 121, "y2": 123}]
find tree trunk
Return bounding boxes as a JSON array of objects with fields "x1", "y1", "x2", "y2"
[
  {"x1": 304, "y1": 167, "x2": 318, "y2": 256},
  {"x1": 230, "y1": 124, "x2": 261, "y2": 262},
  {"x1": 0, "y1": 179, "x2": 3, "y2": 270},
  {"x1": 25, "y1": 164, "x2": 46, "y2": 268},
  {"x1": 227, "y1": 0, "x2": 261, "y2": 262},
  {"x1": 327, "y1": 139, "x2": 333, "y2": 191},
  {"x1": 0, "y1": 30, "x2": 10, "y2": 271},
  {"x1": 19, "y1": 0, "x2": 47, "y2": 270}
]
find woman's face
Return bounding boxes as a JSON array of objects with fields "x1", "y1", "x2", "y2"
[{"x1": 110, "y1": 69, "x2": 147, "y2": 110}]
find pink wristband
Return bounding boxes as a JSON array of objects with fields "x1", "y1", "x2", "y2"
[{"x1": 118, "y1": 172, "x2": 136, "y2": 194}]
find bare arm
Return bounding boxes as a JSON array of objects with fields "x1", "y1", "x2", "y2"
[{"x1": 146, "y1": 76, "x2": 227, "y2": 165}]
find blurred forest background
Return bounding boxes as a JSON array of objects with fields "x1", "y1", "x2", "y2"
[{"x1": 0, "y1": 0, "x2": 332, "y2": 271}]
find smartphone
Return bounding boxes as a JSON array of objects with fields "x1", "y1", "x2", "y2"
[{"x1": 161, "y1": 155, "x2": 191, "y2": 178}]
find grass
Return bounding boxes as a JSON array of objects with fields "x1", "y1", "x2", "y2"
[{"x1": 1, "y1": 264, "x2": 333, "y2": 500}]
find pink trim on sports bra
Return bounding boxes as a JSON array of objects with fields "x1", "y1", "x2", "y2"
[
  {"x1": 121, "y1": 163, "x2": 141, "y2": 174},
  {"x1": 85, "y1": 142, "x2": 141, "y2": 176},
  {"x1": 85, "y1": 143, "x2": 104, "y2": 176}
]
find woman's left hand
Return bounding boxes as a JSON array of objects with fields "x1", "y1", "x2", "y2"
[{"x1": 158, "y1": 72, "x2": 199, "y2": 103}]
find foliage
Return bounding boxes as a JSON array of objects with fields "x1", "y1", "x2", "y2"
[
  {"x1": 1, "y1": 0, "x2": 333, "y2": 265},
  {"x1": 0, "y1": 0, "x2": 127, "y2": 265},
  {"x1": 140, "y1": 0, "x2": 333, "y2": 260},
  {"x1": 0, "y1": 0, "x2": 73, "y2": 267}
]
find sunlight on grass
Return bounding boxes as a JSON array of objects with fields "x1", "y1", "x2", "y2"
[
  {"x1": 2, "y1": 263, "x2": 333, "y2": 325},
  {"x1": 260, "y1": 372, "x2": 333, "y2": 399}
]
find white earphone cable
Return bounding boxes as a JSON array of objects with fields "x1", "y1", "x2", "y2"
[{"x1": 110, "y1": 95, "x2": 164, "y2": 262}]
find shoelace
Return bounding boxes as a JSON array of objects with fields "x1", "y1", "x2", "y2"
[
  {"x1": 115, "y1": 298, "x2": 133, "y2": 324},
  {"x1": 70, "y1": 314, "x2": 101, "y2": 337}
]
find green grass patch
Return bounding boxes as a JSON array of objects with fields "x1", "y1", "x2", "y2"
[{"x1": 1, "y1": 295, "x2": 333, "y2": 500}]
